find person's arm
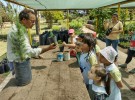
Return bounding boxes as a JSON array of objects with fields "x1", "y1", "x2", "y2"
[
  {"x1": 103, "y1": 20, "x2": 109, "y2": 30},
  {"x1": 116, "y1": 81, "x2": 123, "y2": 89},
  {"x1": 25, "y1": 34, "x2": 56, "y2": 57},
  {"x1": 111, "y1": 71, "x2": 123, "y2": 89},
  {"x1": 63, "y1": 42, "x2": 76, "y2": 48},
  {"x1": 40, "y1": 44, "x2": 56, "y2": 54}
]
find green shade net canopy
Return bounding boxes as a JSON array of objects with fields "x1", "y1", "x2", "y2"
[
  {"x1": 5, "y1": 0, "x2": 127, "y2": 10},
  {"x1": 111, "y1": 2, "x2": 135, "y2": 8}
]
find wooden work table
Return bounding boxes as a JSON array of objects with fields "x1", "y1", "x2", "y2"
[{"x1": 0, "y1": 47, "x2": 90, "y2": 100}]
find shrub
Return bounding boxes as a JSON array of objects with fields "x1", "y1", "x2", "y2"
[
  {"x1": 69, "y1": 19, "x2": 83, "y2": 34},
  {"x1": 126, "y1": 22, "x2": 135, "y2": 31},
  {"x1": 52, "y1": 25, "x2": 60, "y2": 31}
]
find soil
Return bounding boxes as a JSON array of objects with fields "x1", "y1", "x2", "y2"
[
  {"x1": 0, "y1": 75, "x2": 5, "y2": 84},
  {"x1": 118, "y1": 46, "x2": 128, "y2": 54}
]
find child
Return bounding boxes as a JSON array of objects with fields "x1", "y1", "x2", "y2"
[
  {"x1": 63, "y1": 29, "x2": 77, "y2": 56},
  {"x1": 99, "y1": 46, "x2": 123, "y2": 100},
  {"x1": 88, "y1": 65, "x2": 107, "y2": 100},
  {"x1": 75, "y1": 41, "x2": 83, "y2": 62},
  {"x1": 85, "y1": 33, "x2": 101, "y2": 64},
  {"x1": 63, "y1": 29, "x2": 77, "y2": 48},
  {"x1": 79, "y1": 35, "x2": 98, "y2": 89},
  {"x1": 76, "y1": 33, "x2": 85, "y2": 42}
]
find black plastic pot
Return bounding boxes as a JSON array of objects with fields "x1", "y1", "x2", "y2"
[
  {"x1": 48, "y1": 36, "x2": 57, "y2": 45},
  {"x1": 0, "y1": 63, "x2": 5, "y2": 74},
  {"x1": 59, "y1": 46, "x2": 64, "y2": 52}
]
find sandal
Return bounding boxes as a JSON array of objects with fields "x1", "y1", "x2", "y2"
[
  {"x1": 130, "y1": 87, "x2": 135, "y2": 91},
  {"x1": 129, "y1": 68, "x2": 135, "y2": 74}
]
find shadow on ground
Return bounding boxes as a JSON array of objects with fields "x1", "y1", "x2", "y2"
[
  {"x1": 3, "y1": 78, "x2": 16, "y2": 89},
  {"x1": 31, "y1": 66, "x2": 47, "y2": 70},
  {"x1": 68, "y1": 61, "x2": 79, "y2": 68},
  {"x1": 122, "y1": 89, "x2": 135, "y2": 100},
  {"x1": 119, "y1": 68, "x2": 129, "y2": 78},
  {"x1": 0, "y1": 34, "x2": 7, "y2": 41}
]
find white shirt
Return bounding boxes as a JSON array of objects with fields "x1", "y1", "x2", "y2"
[
  {"x1": 7, "y1": 24, "x2": 42, "y2": 62},
  {"x1": 68, "y1": 35, "x2": 77, "y2": 43}
]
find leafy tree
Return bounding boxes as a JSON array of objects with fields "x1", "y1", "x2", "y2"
[
  {"x1": 0, "y1": 1, "x2": 6, "y2": 29},
  {"x1": 6, "y1": 3, "x2": 16, "y2": 24},
  {"x1": 89, "y1": 8, "x2": 116, "y2": 40},
  {"x1": 69, "y1": 19, "x2": 83, "y2": 35},
  {"x1": 41, "y1": 11, "x2": 64, "y2": 28},
  {"x1": 53, "y1": 11, "x2": 64, "y2": 23}
]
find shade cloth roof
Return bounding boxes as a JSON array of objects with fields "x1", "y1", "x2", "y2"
[
  {"x1": 5, "y1": 0, "x2": 128, "y2": 10},
  {"x1": 111, "y1": 2, "x2": 135, "y2": 8}
]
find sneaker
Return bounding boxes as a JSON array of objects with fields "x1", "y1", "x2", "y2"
[
  {"x1": 118, "y1": 63, "x2": 127, "y2": 68},
  {"x1": 129, "y1": 68, "x2": 135, "y2": 74}
]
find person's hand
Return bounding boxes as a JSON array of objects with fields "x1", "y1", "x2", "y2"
[
  {"x1": 39, "y1": 55, "x2": 44, "y2": 59},
  {"x1": 48, "y1": 43, "x2": 57, "y2": 50},
  {"x1": 62, "y1": 42, "x2": 67, "y2": 47}
]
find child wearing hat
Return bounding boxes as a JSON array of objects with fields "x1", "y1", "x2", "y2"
[
  {"x1": 63, "y1": 29, "x2": 78, "y2": 56},
  {"x1": 63, "y1": 29, "x2": 77, "y2": 48},
  {"x1": 99, "y1": 46, "x2": 123, "y2": 100}
]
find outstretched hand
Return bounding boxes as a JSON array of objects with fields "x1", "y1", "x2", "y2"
[{"x1": 49, "y1": 43, "x2": 57, "y2": 50}]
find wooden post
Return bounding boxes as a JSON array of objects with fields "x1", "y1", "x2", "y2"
[
  {"x1": 38, "y1": 11, "x2": 40, "y2": 33},
  {"x1": 118, "y1": 3, "x2": 120, "y2": 19},
  {"x1": 67, "y1": 10, "x2": 69, "y2": 29},
  {"x1": 96, "y1": 16, "x2": 98, "y2": 32},
  {"x1": 35, "y1": 10, "x2": 39, "y2": 35}
]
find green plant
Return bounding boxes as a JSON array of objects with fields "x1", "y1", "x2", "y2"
[
  {"x1": 11, "y1": 20, "x2": 31, "y2": 62},
  {"x1": 126, "y1": 22, "x2": 135, "y2": 31},
  {"x1": 58, "y1": 40, "x2": 62, "y2": 44},
  {"x1": 49, "y1": 31, "x2": 54, "y2": 38},
  {"x1": 41, "y1": 11, "x2": 64, "y2": 28},
  {"x1": 69, "y1": 19, "x2": 83, "y2": 34},
  {"x1": 58, "y1": 40, "x2": 63, "y2": 47},
  {"x1": 89, "y1": 8, "x2": 116, "y2": 34},
  {"x1": 52, "y1": 25, "x2": 60, "y2": 31}
]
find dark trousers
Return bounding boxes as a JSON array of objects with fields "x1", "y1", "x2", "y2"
[{"x1": 125, "y1": 49, "x2": 135, "y2": 64}]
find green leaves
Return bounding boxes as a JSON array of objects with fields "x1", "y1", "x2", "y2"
[{"x1": 11, "y1": 20, "x2": 30, "y2": 62}]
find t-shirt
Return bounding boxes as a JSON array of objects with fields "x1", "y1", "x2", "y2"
[
  {"x1": 89, "y1": 52, "x2": 98, "y2": 66},
  {"x1": 110, "y1": 67, "x2": 121, "y2": 82},
  {"x1": 95, "y1": 44, "x2": 100, "y2": 53},
  {"x1": 106, "y1": 21, "x2": 123, "y2": 40},
  {"x1": 68, "y1": 35, "x2": 77, "y2": 43}
]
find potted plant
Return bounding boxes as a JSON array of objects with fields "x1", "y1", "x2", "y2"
[
  {"x1": 58, "y1": 40, "x2": 64, "y2": 52},
  {"x1": 48, "y1": 31, "x2": 57, "y2": 45},
  {"x1": 11, "y1": 20, "x2": 31, "y2": 62}
]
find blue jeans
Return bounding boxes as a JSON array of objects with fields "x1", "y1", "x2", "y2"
[{"x1": 106, "y1": 38, "x2": 119, "y2": 52}]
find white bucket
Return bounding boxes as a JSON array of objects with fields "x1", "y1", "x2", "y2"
[
  {"x1": 57, "y1": 52, "x2": 63, "y2": 62},
  {"x1": 63, "y1": 51, "x2": 70, "y2": 61}
]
